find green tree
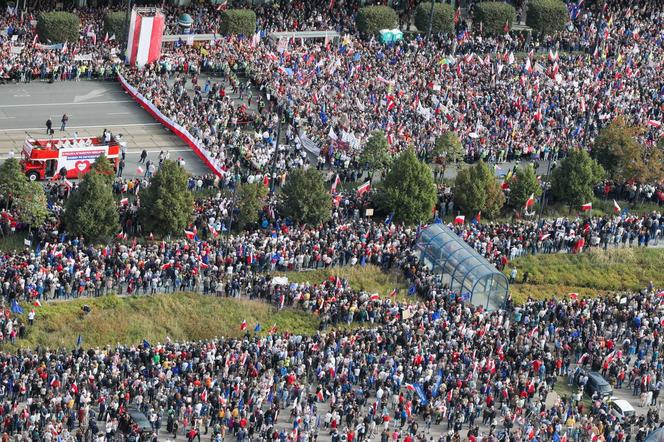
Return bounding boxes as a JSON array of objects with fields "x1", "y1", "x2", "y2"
[
  {"x1": 0, "y1": 158, "x2": 28, "y2": 208},
  {"x1": 453, "y1": 161, "x2": 505, "y2": 218},
  {"x1": 375, "y1": 148, "x2": 437, "y2": 225},
  {"x1": 280, "y1": 168, "x2": 332, "y2": 225},
  {"x1": 15, "y1": 181, "x2": 49, "y2": 230},
  {"x1": 414, "y1": 2, "x2": 455, "y2": 34},
  {"x1": 237, "y1": 182, "x2": 268, "y2": 230},
  {"x1": 430, "y1": 131, "x2": 463, "y2": 179},
  {"x1": 360, "y1": 131, "x2": 392, "y2": 182},
  {"x1": 139, "y1": 160, "x2": 194, "y2": 237},
  {"x1": 103, "y1": 11, "x2": 127, "y2": 43},
  {"x1": 356, "y1": 6, "x2": 398, "y2": 35},
  {"x1": 37, "y1": 11, "x2": 80, "y2": 44},
  {"x1": 526, "y1": 0, "x2": 569, "y2": 35},
  {"x1": 593, "y1": 117, "x2": 664, "y2": 184},
  {"x1": 551, "y1": 149, "x2": 605, "y2": 207},
  {"x1": 508, "y1": 165, "x2": 542, "y2": 209},
  {"x1": 90, "y1": 154, "x2": 116, "y2": 185},
  {"x1": 63, "y1": 171, "x2": 119, "y2": 241},
  {"x1": 220, "y1": 9, "x2": 257, "y2": 35},
  {"x1": 473, "y1": 2, "x2": 516, "y2": 34}
]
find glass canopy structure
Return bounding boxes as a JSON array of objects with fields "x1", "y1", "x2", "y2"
[{"x1": 416, "y1": 224, "x2": 509, "y2": 311}]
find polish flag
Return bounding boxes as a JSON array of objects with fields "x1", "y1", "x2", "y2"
[
  {"x1": 161, "y1": 262, "x2": 172, "y2": 271},
  {"x1": 61, "y1": 41, "x2": 68, "y2": 54},
  {"x1": 528, "y1": 326, "x2": 538, "y2": 337},
  {"x1": 370, "y1": 293, "x2": 380, "y2": 301},
  {"x1": 613, "y1": 200, "x2": 621, "y2": 213},
  {"x1": 647, "y1": 120, "x2": 662, "y2": 128},
  {"x1": 404, "y1": 383, "x2": 416, "y2": 391},
  {"x1": 533, "y1": 108, "x2": 543, "y2": 122},
  {"x1": 136, "y1": 166, "x2": 144, "y2": 175},
  {"x1": 525, "y1": 193, "x2": 535, "y2": 208},
  {"x1": 104, "y1": 32, "x2": 109, "y2": 43},
  {"x1": 33, "y1": 300, "x2": 42, "y2": 307},
  {"x1": 184, "y1": 230, "x2": 196, "y2": 240},
  {"x1": 331, "y1": 174, "x2": 341, "y2": 194},
  {"x1": 356, "y1": 181, "x2": 371, "y2": 197},
  {"x1": 581, "y1": 202, "x2": 592, "y2": 211},
  {"x1": 454, "y1": 215, "x2": 465, "y2": 224},
  {"x1": 71, "y1": 382, "x2": 78, "y2": 395},
  {"x1": 240, "y1": 320, "x2": 248, "y2": 331},
  {"x1": 63, "y1": 178, "x2": 73, "y2": 190},
  {"x1": 201, "y1": 389, "x2": 208, "y2": 402},
  {"x1": 317, "y1": 390, "x2": 325, "y2": 402},
  {"x1": 568, "y1": 293, "x2": 579, "y2": 300},
  {"x1": 389, "y1": 288, "x2": 398, "y2": 297},
  {"x1": 120, "y1": 198, "x2": 129, "y2": 206}
]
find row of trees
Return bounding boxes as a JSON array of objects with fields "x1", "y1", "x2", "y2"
[{"x1": 356, "y1": 0, "x2": 568, "y2": 36}]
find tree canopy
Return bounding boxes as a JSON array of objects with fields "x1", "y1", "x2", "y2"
[
  {"x1": 63, "y1": 171, "x2": 119, "y2": 241},
  {"x1": 139, "y1": 161, "x2": 194, "y2": 238},
  {"x1": 551, "y1": 149, "x2": 605, "y2": 207},
  {"x1": 508, "y1": 165, "x2": 542, "y2": 209},
  {"x1": 375, "y1": 147, "x2": 437, "y2": 225},
  {"x1": 593, "y1": 117, "x2": 664, "y2": 184},
  {"x1": 453, "y1": 161, "x2": 505, "y2": 218},
  {"x1": 280, "y1": 168, "x2": 332, "y2": 225},
  {"x1": 237, "y1": 182, "x2": 268, "y2": 230},
  {"x1": 430, "y1": 131, "x2": 464, "y2": 178},
  {"x1": 359, "y1": 131, "x2": 392, "y2": 181},
  {"x1": 90, "y1": 154, "x2": 116, "y2": 185},
  {"x1": 0, "y1": 158, "x2": 27, "y2": 207}
]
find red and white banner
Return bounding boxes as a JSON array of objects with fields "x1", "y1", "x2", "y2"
[
  {"x1": 126, "y1": 9, "x2": 164, "y2": 67},
  {"x1": 118, "y1": 74, "x2": 225, "y2": 177}
]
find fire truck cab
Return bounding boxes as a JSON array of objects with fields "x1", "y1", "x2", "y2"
[{"x1": 20, "y1": 135, "x2": 121, "y2": 181}]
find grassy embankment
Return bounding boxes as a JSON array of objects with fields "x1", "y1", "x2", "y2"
[
  {"x1": 9, "y1": 265, "x2": 407, "y2": 349},
  {"x1": 508, "y1": 248, "x2": 664, "y2": 304}
]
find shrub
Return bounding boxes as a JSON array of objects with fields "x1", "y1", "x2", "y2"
[
  {"x1": 220, "y1": 9, "x2": 256, "y2": 36},
  {"x1": 526, "y1": 0, "x2": 568, "y2": 35},
  {"x1": 103, "y1": 11, "x2": 127, "y2": 42},
  {"x1": 414, "y1": 2, "x2": 455, "y2": 34},
  {"x1": 356, "y1": 6, "x2": 398, "y2": 35},
  {"x1": 473, "y1": 2, "x2": 516, "y2": 34},
  {"x1": 37, "y1": 11, "x2": 80, "y2": 44}
]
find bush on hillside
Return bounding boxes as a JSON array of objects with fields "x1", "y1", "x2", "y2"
[
  {"x1": 37, "y1": 11, "x2": 80, "y2": 44},
  {"x1": 526, "y1": 0, "x2": 568, "y2": 35},
  {"x1": 103, "y1": 11, "x2": 127, "y2": 42},
  {"x1": 473, "y1": 2, "x2": 516, "y2": 34},
  {"x1": 356, "y1": 6, "x2": 398, "y2": 35},
  {"x1": 220, "y1": 9, "x2": 256, "y2": 36},
  {"x1": 414, "y1": 2, "x2": 455, "y2": 34}
]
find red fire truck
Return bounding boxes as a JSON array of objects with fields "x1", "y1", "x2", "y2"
[{"x1": 20, "y1": 135, "x2": 121, "y2": 180}]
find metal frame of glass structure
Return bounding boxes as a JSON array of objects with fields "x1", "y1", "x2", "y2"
[{"x1": 416, "y1": 224, "x2": 508, "y2": 311}]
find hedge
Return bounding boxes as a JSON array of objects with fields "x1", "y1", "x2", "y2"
[
  {"x1": 356, "y1": 6, "x2": 398, "y2": 35},
  {"x1": 220, "y1": 9, "x2": 256, "y2": 36},
  {"x1": 103, "y1": 11, "x2": 127, "y2": 43},
  {"x1": 526, "y1": 0, "x2": 568, "y2": 35},
  {"x1": 37, "y1": 11, "x2": 80, "y2": 44},
  {"x1": 414, "y1": 2, "x2": 455, "y2": 34},
  {"x1": 473, "y1": 2, "x2": 516, "y2": 34}
]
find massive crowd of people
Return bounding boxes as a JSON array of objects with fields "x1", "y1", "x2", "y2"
[{"x1": 1, "y1": 0, "x2": 664, "y2": 440}]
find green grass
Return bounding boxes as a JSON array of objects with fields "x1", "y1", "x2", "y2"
[
  {"x1": 508, "y1": 248, "x2": 664, "y2": 304},
  {"x1": 553, "y1": 379, "x2": 592, "y2": 410},
  {"x1": 274, "y1": 264, "x2": 409, "y2": 300},
  {"x1": 10, "y1": 293, "x2": 318, "y2": 350},
  {"x1": 0, "y1": 231, "x2": 29, "y2": 252}
]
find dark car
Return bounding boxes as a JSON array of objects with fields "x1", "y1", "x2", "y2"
[{"x1": 585, "y1": 371, "x2": 613, "y2": 398}]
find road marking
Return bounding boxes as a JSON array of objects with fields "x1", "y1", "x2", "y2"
[
  {"x1": 0, "y1": 117, "x2": 16, "y2": 120},
  {"x1": 0, "y1": 123, "x2": 162, "y2": 132},
  {"x1": 73, "y1": 88, "x2": 106, "y2": 103},
  {"x1": 125, "y1": 149, "x2": 190, "y2": 154},
  {"x1": 0, "y1": 100, "x2": 134, "y2": 108}
]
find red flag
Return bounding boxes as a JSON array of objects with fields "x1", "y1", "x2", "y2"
[
  {"x1": 525, "y1": 193, "x2": 535, "y2": 208},
  {"x1": 331, "y1": 174, "x2": 341, "y2": 194},
  {"x1": 503, "y1": 21, "x2": 510, "y2": 33},
  {"x1": 613, "y1": 200, "x2": 621, "y2": 213},
  {"x1": 568, "y1": 293, "x2": 579, "y2": 300},
  {"x1": 404, "y1": 383, "x2": 416, "y2": 391},
  {"x1": 216, "y1": 0, "x2": 228, "y2": 11},
  {"x1": 240, "y1": 320, "x2": 248, "y2": 331},
  {"x1": 120, "y1": 198, "x2": 129, "y2": 206},
  {"x1": 581, "y1": 202, "x2": 592, "y2": 211},
  {"x1": 647, "y1": 120, "x2": 662, "y2": 128},
  {"x1": 370, "y1": 293, "x2": 380, "y2": 301},
  {"x1": 453, "y1": 7, "x2": 460, "y2": 25},
  {"x1": 184, "y1": 230, "x2": 196, "y2": 240},
  {"x1": 454, "y1": 215, "x2": 465, "y2": 224},
  {"x1": 33, "y1": 300, "x2": 42, "y2": 307},
  {"x1": 389, "y1": 288, "x2": 398, "y2": 297}
]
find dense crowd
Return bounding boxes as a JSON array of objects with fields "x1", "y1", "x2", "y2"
[{"x1": 2, "y1": 0, "x2": 664, "y2": 441}]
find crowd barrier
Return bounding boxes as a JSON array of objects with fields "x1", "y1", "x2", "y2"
[{"x1": 117, "y1": 74, "x2": 225, "y2": 177}]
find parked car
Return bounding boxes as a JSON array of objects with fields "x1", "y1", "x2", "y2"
[
  {"x1": 586, "y1": 371, "x2": 613, "y2": 399},
  {"x1": 609, "y1": 399, "x2": 636, "y2": 422}
]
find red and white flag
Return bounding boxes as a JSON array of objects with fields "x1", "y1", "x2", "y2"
[
  {"x1": 216, "y1": 0, "x2": 228, "y2": 11},
  {"x1": 331, "y1": 174, "x2": 341, "y2": 194},
  {"x1": 240, "y1": 320, "x2": 248, "y2": 331},
  {"x1": 613, "y1": 200, "x2": 621, "y2": 213},
  {"x1": 581, "y1": 202, "x2": 592, "y2": 211},
  {"x1": 370, "y1": 293, "x2": 380, "y2": 301},
  {"x1": 136, "y1": 166, "x2": 144, "y2": 175},
  {"x1": 33, "y1": 300, "x2": 42, "y2": 307},
  {"x1": 356, "y1": 181, "x2": 371, "y2": 196},
  {"x1": 647, "y1": 120, "x2": 662, "y2": 128},
  {"x1": 184, "y1": 230, "x2": 196, "y2": 240},
  {"x1": 568, "y1": 293, "x2": 579, "y2": 300},
  {"x1": 120, "y1": 198, "x2": 129, "y2": 206},
  {"x1": 61, "y1": 41, "x2": 68, "y2": 54},
  {"x1": 404, "y1": 383, "x2": 416, "y2": 391},
  {"x1": 454, "y1": 215, "x2": 465, "y2": 224},
  {"x1": 525, "y1": 193, "x2": 535, "y2": 208}
]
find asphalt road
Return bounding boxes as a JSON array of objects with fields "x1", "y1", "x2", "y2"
[{"x1": 0, "y1": 80, "x2": 211, "y2": 177}]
